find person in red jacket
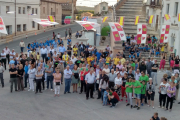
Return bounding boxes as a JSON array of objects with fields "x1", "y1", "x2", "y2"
[{"x1": 108, "y1": 88, "x2": 120, "y2": 108}]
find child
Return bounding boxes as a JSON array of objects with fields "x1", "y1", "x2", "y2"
[
  {"x1": 141, "y1": 80, "x2": 146, "y2": 106},
  {"x1": 103, "y1": 87, "x2": 109, "y2": 106}
]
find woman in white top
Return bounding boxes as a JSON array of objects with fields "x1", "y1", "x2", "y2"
[
  {"x1": 103, "y1": 64, "x2": 110, "y2": 77},
  {"x1": 49, "y1": 46, "x2": 54, "y2": 55},
  {"x1": 15, "y1": 53, "x2": 20, "y2": 64},
  {"x1": 114, "y1": 67, "x2": 120, "y2": 75},
  {"x1": 28, "y1": 64, "x2": 36, "y2": 91},
  {"x1": 114, "y1": 73, "x2": 122, "y2": 96}
]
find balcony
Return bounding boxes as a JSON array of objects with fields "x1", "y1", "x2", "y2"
[{"x1": 144, "y1": 0, "x2": 162, "y2": 8}]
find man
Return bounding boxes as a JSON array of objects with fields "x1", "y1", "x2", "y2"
[
  {"x1": 57, "y1": 33, "x2": 61, "y2": 40},
  {"x1": 59, "y1": 44, "x2": 66, "y2": 53},
  {"x1": 62, "y1": 51, "x2": 69, "y2": 68},
  {"x1": 126, "y1": 34, "x2": 131, "y2": 44},
  {"x1": 3, "y1": 46, "x2": 10, "y2": 64},
  {"x1": 78, "y1": 42, "x2": 86, "y2": 55},
  {"x1": 19, "y1": 40, "x2": 25, "y2": 52},
  {"x1": 69, "y1": 28, "x2": 72, "y2": 38},
  {"x1": 128, "y1": 69, "x2": 134, "y2": 78},
  {"x1": 135, "y1": 69, "x2": 141, "y2": 81},
  {"x1": 113, "y1": 55, "x2": 120, "y2": 65},
  {"x1": 45, "y1": 64, "x2": 53, "y2": 90},
  {"x1": 84, "y1": 48, "x2": 89, "y2": 58},
  {"x1": 85, "y1": 68, "x2": 96, "y2": 100},
  {"x1": 71, "y1": 55, "x2": 77, "y2": 64},
  {"x1": 67, "y1": 44, "x2": 72, "y2": 57},
  {"x1": 0, "y1": 62, "x2": 5, "y2": 87},
  {"x1": 9, "y1": 64, "x2": 18, "y2": 92},
  {"x1": 64, "y1": 66, "x2": 72, "y2": 94},
  {"x1": 9, "y1": 57, "x2": 15, "y2": 68},
  {"x1": 98, "y1": 59, "x2": 103, "y2": 69},
  {"x1": 120, "y1": 67, "x2": 126, "y2": 77},
  {"x1": 132, "y1": 77, "x2": 142, "y2": 110},
  {"x1": 24, "y1": 61, "x2": 29, "y2": 88},
  {"x1": 35, "y1": 66, "x2": 43, "y2": 94},
  {"x1": 96, "y1": 50, "x2": 102, "y2": 61},
  {"x1": 150, "y1": 112, "x2": 160, "y2": 120},
  {"x1": 139, "y1": 71, "x2": 149, "y2": 84},
  {"x1": 103, "y1": 48, "x2": 109, "y2": 58},
  {"x1": 40, "y1": 46, "x2": 47, "y2": 62},
  {"x1": 109, "y1": 69, "x2": 117, "y2": 88},
  {"x1": 65, "y1": 29, "x2": 68, "y2": 40},
  {"x1": 106, "y1": 45, "x2": 110, "y2": 52},
  {"x1": 1, "y1": 50, "x2": 6, "y2": 70},
  {"x1": 57, "y1": 61, "x2": 64, "y2": 84},
  {"x1": 129, "y1": 47, "x2": 135, "y2": 60},
  {"x1": 9, "y1": 49, "x2": 16, "y2": 60},
  {"x1": 146, "y1": 58, "x2": 153, "y2": 77},
  {"x1": 135, "y1": 48, "x2": 141, "y2": 58},
  {"x1": 151, "y1": 59, "x2": 158, "y2": 86}
]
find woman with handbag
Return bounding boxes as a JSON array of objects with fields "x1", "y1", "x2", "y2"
[
  {"x1": 53, "y1": 68, "x2": 61, "y2": 97},
  {"x1": 72, "y1": 65, "x2": 79, "y2": 93},
  {"x1": 166, "y1": 82, "x2": 176, "y2": 111},
  {"x1": 17, "y1": 64, "x2": 24, "y2": 91},
  {"x1": 146, "y1": 78, "x2": 155, "y2": 109}
]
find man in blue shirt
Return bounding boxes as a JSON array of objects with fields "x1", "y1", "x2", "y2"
[
  {"x1": 24, "y1": 61, "x2": 29, "y2": 88},
  {"x1": 151, "y1": 35, "x2": 157, "y2": 43},
  {"x1": 39, "y1": 41, "x2": 43, "y2": 48},
  {"x1": 59, "y1": 44, "x2": 66, "y2": 53},
  {"x1": 96, "y1": 50, "x2": 102, "y2": 61},
  {"x1": 67, "y1": 38, "x2": 71, "y2": 45},
  {"x1": 126, "y1": 34, "x2": 131, "y2": 44}
]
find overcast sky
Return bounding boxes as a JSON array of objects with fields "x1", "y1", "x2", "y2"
[{"x1": 77, "y1": 0, "x2": 117, "y2": 7}]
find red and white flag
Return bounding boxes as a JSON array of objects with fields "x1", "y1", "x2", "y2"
[
  {"x1": 137, "y1": 24, "x2": 147, "y2": 44},
  {"x1": 0, "y1": 16, "x2": 8, "y2": 34},
  {"x1": 108, "y1": 22, "x2": 126, "y2": 41},
  {"x1": 160, "y1": 25, "x2": 170, "y2": 43}
]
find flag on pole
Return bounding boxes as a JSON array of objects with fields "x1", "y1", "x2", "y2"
[
  {"x1": 82, "y1": 16, "x2": 88, "y2": 21},
  {"x1": 137, "y1": 24, "x2": 147, "y2": 44},
  {"x1": 102, "y1": 16, "x2": 108, "y2": 23},
  {"x1": 178, "y1": 13, "x2": 180, "y2": 22},
  {"x1": 148, "y1": 15, "x2": 154, "y2": 24},
  {"x1": 135, "y1": 16, "x2": 140, "y2": 25},
  {"x1": 160, "y1": 25, "x2": 170, "y2": 43},
  {"x1": 164, "y1": 14, "x2": 170, "y2": 21},
  {"x1": 48, "y1": 16, "x2": 55, "y2": 22},
  {"x1": 119, "y1": 16, "x2": 124, "y2": 26}
]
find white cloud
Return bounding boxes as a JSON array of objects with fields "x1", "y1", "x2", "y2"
[{"x1": 77, "y1": 0, "x2": 117, "y2": 7}]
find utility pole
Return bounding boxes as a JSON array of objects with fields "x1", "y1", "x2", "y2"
[
  {"x1": 71, "y1": 0, "x2": 74, "y2": 22},
  {"x1": 15, "y1": 0, "x2": 16, "y2": 36}
]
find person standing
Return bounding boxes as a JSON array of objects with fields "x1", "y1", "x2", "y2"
[
  {"x1": 24, "y1": 61, "x2": 29, "y2": 88},
  {"x1": 17, "y1": 64, "x2": 24, "y2": 91},
  {"x1": 65, "y1": 29, "x2": 68, "y2": 40},
  {"x1": 125, "y1": 77, "x2": 133, "y2": 108},
  {"x1": 1, "y1": 50, "x2": 6, "y2": 70},
  {"x1": 28, "y1": 64, "x2": 36, "y2": 92},
  {"x1": 35, "y1": 66, "x2": 43, "y2": 94},
  {"x1": 151, "y1": 59, "x2": 159, "y2": 86},
  {"x1": 146, "y1": 78, "x2": 155, "y2": 109},
  {"x1": 46, "y1": 64, "x2": 53, "y2": 90},
  {"x1": 53, "y1": 68, "x2": 61, "y2": 97},
  {"x1": 19, "y1": 40, "x2": 25, "y2": 52},
  {"x1": 166, "y1": 82, "x2": 176, "y2": 111},
  {"x1": 99, "y1": 74, "x2": 109, "y2": 102},
  {"x1": 9, "y1": 64, "x2": 17, "y2": 92},
  {"x1": 57, "y1": 33, "x2": 61, "y2": 40},
  {"x1": 64, "y1": 66, "x2": 72, "y2": 94},
  {"x1": 3, "y1": 46, "x2": 10, "y2": 64},
  {"x1": 71, "y1": 65, "x2": 79, "y2": 93},
  {"x1": 40, "y1": 46, "x2": 47, "y2": 62},
  {"x1": 85, "y1": 68, "x2": 96, "y2": 100},
  {"x1": 108, "y1": 69, "x2": 117, "y2": 88},
  {"x1": 0, "y1": 62, "x2": 5, "y2": 88},
  {"x1": 146, "y1": 58, "x2": 153, "y2": 77},
  {"x1": 57, "y1": 62, "x2": 64, "y2": 84},
  {"x1": 9, "y1": 49, "x2": 16, "y2": 61},
  {"x1": 69, "y1": 28, "x2": 72, "y2": 38}
]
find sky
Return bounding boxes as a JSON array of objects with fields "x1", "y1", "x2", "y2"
[{"x1": 77, "y1": 0, "x2": 117, "y2": 7}]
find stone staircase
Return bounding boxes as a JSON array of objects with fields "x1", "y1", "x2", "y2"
[{"x1": 115, "y1": 0, "x2": 159, "y2": 38}]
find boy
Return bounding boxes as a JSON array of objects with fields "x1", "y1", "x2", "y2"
[
  {"x1": 103, "y1": 87, "x2": 109, "y2": 106},
  {"x1": 141, "y1": 80, "x2": 146, "y2": 106}
]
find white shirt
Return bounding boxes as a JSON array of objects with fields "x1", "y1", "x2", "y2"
[
  {"x1": 114, "y1": 77, "x2": 122, "y2": 85},
  {"x1": 88, "y1": 47, "x2": 93, "y2": 51},
  {"x1": 10, "y1": 52, "x2": 16, "y2": 59},
  {"x1": 151, "y1": 60, "x2": 155, "y2": 64},
  {"x1": 28, "y1": 68, "x2": 36, "y2": 79},
  {"x1": 1, "y1": 53, "x2": 6, "y2": 59},
  {"x1": 160, "y1": 82, "x2": 170, "y2": 94},
  {"x1": 49, "y1": 49, "x2": 54, "y2": 54},
  {"x1": 135, "y1": 73, "x2": 141, "y2": 81},
  {"x1": 114, "y1": 71, "x2": 120, "y2": 75},
  {"x1": 3, "y1": 48, "x2": 10, "y2": 54},
  {"x1": 120, "y1": 71, "x2": 126, "y2": 77},
  {"x1": 85, "y1": 73, "x2": 95, "y2": 84},
  {"x1": 103, "y1": 68, "x2": 110, "y2": 76},
  {"x1": 57, "y1": 34, "x2": 60, "y2": 38},
  {"x1": 96, "y1": 74, "x2": 100, "y2": 84},
  {"x1": 40, "y1": 48, "x2": 47, "y2": 54},
  {"x1": 71, "y1": 58, "x2": 77, "y2": 64}
]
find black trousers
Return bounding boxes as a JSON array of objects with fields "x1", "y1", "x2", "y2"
[
  {"x1": 108, "y1": 98, "x2": 118, "y2": 106},
  {"x1": 80, "y1": 80, "x2": 86, "y2": 93},
  {"x1": 41, "y1": 54, "x2": 46, "y2": 62},
  {"x1": 166, "y1": 95, "x2": 174, "y2": 109},
  {"x1": 41, "y1": 79, "x2": 44, "y2": 90},
  {"x1": 86, "y1": 83, "x2": 94, "y2": 98},
  {"x1": 36, "y1": 79, "x2": 42, "y2": 92},
  {"x1": 109, "y1": 81, "x2": 114, "y2": 89},
  {"x1": 1, "y1": 59, "x2": 6, "y2": 70},
  {"x1": 96, "y1": 83, "x2": 101, "y2": 98},
  {"x1": 24, "y1": 74, "x2": 28, "y2": 88},
  {"x1": 159, "y1": 94, "x2": 167, "y2": 107},
  {"x1": 0, "y1": 73, "x2": 4, "y2": 87},
  {"x1": 6, "y1": 54, "x2": 9, "y2": 64}
]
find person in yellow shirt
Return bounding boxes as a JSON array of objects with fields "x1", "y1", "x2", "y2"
[
  {"x1": 73, "y1": 45, "x2": 78, "y2": 56},
  {"x1": 113, "y1": 55, "x2": 120, "y2": 65},
  {"x1": 62, "y1": 51, "x2": 69, "y2": 67},
  {"x1": 161, "y1": 44, "x2": 165, "y2": 57},
  {"x1": 106, "y1": 54, "x2": 111, "y2": 65},
  {"x1": 87, "y1": 55, "x2": 94, "y2": 66},
  {"x1": 120, "y1": 55, "x2": 126, "y2": 65}
]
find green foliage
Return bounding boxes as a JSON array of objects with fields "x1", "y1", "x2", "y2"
[{"x1": 78, "y1": 10, "x2": 94, "y2": 14}]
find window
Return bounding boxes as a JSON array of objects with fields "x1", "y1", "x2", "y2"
[
  {"x1": 18, "y1": 7, "x2": 21, "y2": 14},
  {"x1": 51, "y1": 8, "x2": 53, "y2": 14},
  {"x1": 23, "y1": 24, "x2": 26, "y2": 31},
  {"x1": 32, "y1": 21, "x2": 35, "y2": 28},
  {"x1": 23, "y1": 7, "x2": 25, "y2": 14},
  {"x1": 56, "y1": 8, "x2": 58, "y2": 14},
  {"x1": 35, "y1": 8, "x2": 38, "y2": 14},
  {"x1": 166, "y1": 4, "x2": 170, "y2": 14},
  {"x1": 6, "y1": 6, "x2": 10, "y2": 13},
  {"x1": 43, "y1": 7, "x2": 45, "y2": 14},
  {"x1": 17, "y1": 25, "x2": 21, "y2": 32},
  {"x1": 103, "y1": 6, "x2": 106, "y2": 10},
  {"x1": 174, "y1": 2, "x2": 178, "y2": 16},
  {"x1": 32, "y1": 8, "x2": 34, "y2": 14}
]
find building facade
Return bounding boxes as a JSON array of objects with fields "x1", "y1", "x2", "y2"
[
  {"x1": 0, "y1": 0, "x2": 40, "y2": 37},
  {"x1": 94, "y1": 2, "x2": 108, "y2": 14}
]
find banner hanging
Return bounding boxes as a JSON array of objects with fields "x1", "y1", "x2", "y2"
[
  {"x1": 0, "y1": 16, "x2": 8, "y2": 34},
  {"x1": 160, "y1": 25, "x2": 170, "y2": 43},
  {"x1": 137, "y1": 24, "x2": 147, "y2": 44}
]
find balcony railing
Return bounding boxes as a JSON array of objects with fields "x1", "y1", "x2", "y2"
[{"x1": 144, "y1": 0, "x2": 162, "y2": 7}]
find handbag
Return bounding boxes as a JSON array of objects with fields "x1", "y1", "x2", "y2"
[{"x1": 56, "y1": 82, "x2": 60, "y2": 85}]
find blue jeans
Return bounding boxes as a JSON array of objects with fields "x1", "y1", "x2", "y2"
[
  {"x1": 20, "y1": 47, "x2": 24, "y2": 52},
  {"x1": 101, "y1": 89, "x2": 105, "y2": 101},
  {"x1": 64, "y1": 78, "x2": 71, "y2": 93},
  {"x1": 47, "y1": 76, "x2": 53, "y2": 89},
  {"x1": 103, "y1": 97, "x2": 108, "y2": 105}
]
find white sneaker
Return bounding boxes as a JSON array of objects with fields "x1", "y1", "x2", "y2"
[
  {"x1": 32, "y1": 90, "x2": 34, "y2": 92},
  {"x1": 153, "y1": 106, "x2": 155, "y2": 109},
  {"x1": 158, "y1": 106, "x2": 161, "y2": 108},
  {"x1": 28, "y1": 89, "x2": 31, "y2": 91},
  {"x1": 162, "y1": 106, "x2": 164, "y2": 109},
  {"x1": 147, "y1": 105, "x2": 150, "y2": 107},
  {"x1": 51, "y1": 89, "x2": 53, "y2": 91}
]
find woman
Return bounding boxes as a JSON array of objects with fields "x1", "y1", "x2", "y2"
[
  {"x1": 79, "y1": 68, "x2": 87, "y2": 94},
  {"x1": 99, "y1": 73, "x2": 109, "y2": 102},
  {"x1": 112, "y1": 64, "x2": 116, "y2": 71},
  {"x1": 72, "y1": 65, "x2": 79, "y2": 93},
  {"x1": 35, "y1": 66, "x2": 43, "y2": 94},
  {"x1": 121, "y1": 73, "x2": 128, "y2": 102},
  {"x1": 166, "y1": 82, "x2": 176, "y2": 111},
  {"x1": 174, "y1": 73, "x2": 180, "y2": 101},
  {"x1": 159, "y1": 78, "x2": 170, "y2": 108},
  {"x1": 17, "y1": 64, "x2": 24, "y2": 91},
  {"x1": 159, "y1": 55, "x2": 166, "y2": 72},
  {"x1": 53, "y1": 68, "x2": 61, "y2": 97},
  {"x1": 125, "y1": 77, "x2": 133, "y2": 108},
  {"x1": 114, "y1": 73, "x2": 122, "y2": 96},
  {"x1": 170, "y1": 53, "x2": 175, "y2": 72},
  {"x1": 28, "y1": 64, "x2": 36, "y2": 92},
  {"x1": 114, "y1": 67, "x2": 120, "y2": 75},
  {"x1": 73, "y1": 45, "x2": 78, "y2": 56},
  {"x1": 146, "y1": 78, "x2": 155, "y2": 109},
  {"x1": 174, "y1": 55, "x2": 180, "y2": 68}
]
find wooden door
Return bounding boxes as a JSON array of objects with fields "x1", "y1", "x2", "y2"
[{"x1": 155, "y1": 15, "x2": 158, "y2": 31}]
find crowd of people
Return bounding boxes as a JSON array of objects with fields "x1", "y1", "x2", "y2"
[{"x1": 0, "y1": 31, "x2": 179, "y2": 115}]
